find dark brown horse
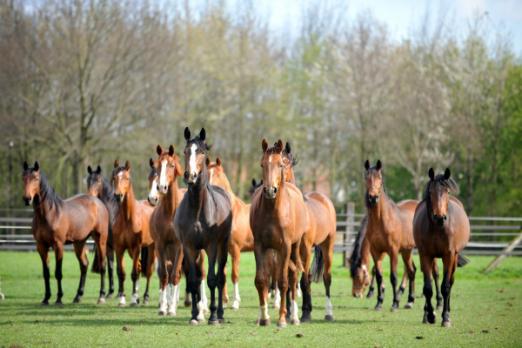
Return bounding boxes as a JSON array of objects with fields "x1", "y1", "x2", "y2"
[
  {"x1": 414, "y1": 168, "x2": 470, "y2": 327},
  {"x1": 281, "y1": 143, "x2": 337, "y2": 322},
  {"x1": 250, "y1": 139, "x2": 309, "y2": 327},
  {"x1": 86, "y1": 165, "x2": 117, "y2": 298},
  {"x1": 174, "y1": 127, "x2": 233, "y2": 325},
  {"x1": 364, "y1": 160, "x2": 418, "y2": 311},
  {"x1": 207, "y1": 157, "x2": 254, "y2": 310},
  {"x1": 22, "y1": 161, "x2": 109, "y2": 304},
  {"x1": 112, "y1": 160, "x2": 156, "y2": 306}
]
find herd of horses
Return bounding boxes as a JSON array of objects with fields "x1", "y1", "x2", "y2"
[{"x1": 20, "y1": 127, "x2": 470, "y2": 328}]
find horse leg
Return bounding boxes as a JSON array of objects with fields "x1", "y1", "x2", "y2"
[
  {"x1": 167, "y1": 242, "x2": 184, "y2": 316},
  {"x1": 254, "y1": 245, "x2": 270, "y2": 326},
  {"x1": 130, "y1": 246, "x2": 141, "y2": 306},
  {"x1": 143, "y1": 244, "x2": 155, "y2": 305},
  {"x1": 277, "y1": 243, "x2": 291, "y2": 328},
  {"x1": 420, "y1": 254, "x2": 435, "y2": 324},
  {"x1": 157, "y1": 250, "x2": 168, "y2": 316},
  {"x1": 389, "y1": 250, "x2": 400, "y2": 311},
  {"x1": 216, "y1": 238, "x2": 228, "y2": 323},
  {"x1": 36, "y1": 243, "x2": 51, "y2": 305},
  {"x1": 372, "y1": 251, "x2": 385, "y2": 311},
  {"x1": 432, "y1": 260, "x2": 443, "y2": 310},
  {"x1": 441, "y1": 253, "x2": 456, "y2": 328},
  {"x1": 206, "y1": 245, "x2": 218, "y2": 325},
  {"x1": 299, "y1": 237, "x2": 312, "y2": 323},
  {"x1": 230, "y1": 244, "x2": 241, "y2": 310},
  {"x1": 197, "y1": 251, "x2": 209, "y2": 314},
  {"x1": 72, "y1": 242, "x2": 87, "y2": 304},
  {"x1": 106, "y1": 229, "x2": 115, "y2": 298},
  {"x1": 401, "y1": 249, "x2": 416, "y2": 309},
  {"x1": 322, "y1": 241, "x2": 334, "y2": 321},
  {"x1": 185, "y1": 247, "x2": 201, "y2": 325},
  {"x1": 366, "y1": 266, "x2": 376, "y2": 298},
  {"x1": 93, "y1": 233, "x2": 107, "y2": 304},
  {"x1": 115, "y1": 246, "x2": 126, "y2": 306}
]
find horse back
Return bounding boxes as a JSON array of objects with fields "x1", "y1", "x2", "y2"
[
  {"x1": 137, "y1": 200, "x2": 155, "y2": 246},
  {"x1": 397, "y1": 199, "x2": 419, "y2": 249},
  {"x1": 304, "y1": 192, "x2": 337, "y2": 244},
  {"x1": 62, "y1": 195, "x2": 109, "y2": 241},
  {"x1": 230, "y1": 196, "x2": 253, "y2": 250}
]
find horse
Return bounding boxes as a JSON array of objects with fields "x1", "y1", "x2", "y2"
[
  {"x1": 363, "y1": 160, "x2": 419, "y2": 311},
  {"x1": 111, "y1": 160, "x2": 156, "y2": 306},
  {"x1": 174, "y1": 127, "x2": 233, "y2": 325},
  {"x1": 22, "y1": 161, "x2": 109, "y2": 304},
  {"x1": 86, "y1": 165, "x2": 117, "y2": 298},
  {"x1": 249, "y1": 179, "x2": 263, "y2": 197},
  {"x1": 148, "y1": 145, "x2": 210, "y2": 317},
  {"x1": 413, "y1": 168, "x2": 470, "y2": 327},
  {"x1": 207, "y1": 157, "x2": 254, "y2": 310},
  {"x1": 281, "y1": 142, "x2": 337, "y2": 322},
  {"x1": 250, "y1": 139, "x2": 309, "y2": 327}
]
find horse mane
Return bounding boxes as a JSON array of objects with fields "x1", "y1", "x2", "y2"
[
  {"x1": 39, "y1": 173, "x2": 63, "y2": 211},
  {"x1": 101, "y1": 177, "x2": 116, "y2": 202},
  {"x1": 349, "y1": 215, "x2": 368, "y2": 277}
]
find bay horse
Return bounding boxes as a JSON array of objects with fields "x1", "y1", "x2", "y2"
[
  {"x1": 86, "y1": 165, "x2": 117, "y2": 298},
  {"x1": 250, "y1": 139, "x2": 309, "y2": 328},
  {"x1": 22, "y1": 161, "x2": 109, "y2": 304},
  {"x1": 174, "y1": 127, "x2": 233, "y2": 325},
  {"x1": 364, "y1": 160, "x2": 419, "y2": 311},
  {"x1": 281, "y1": 142, "x2": 337, "y2": 322},
  {"x1": 148, "y1": 145, "x2": 208, "y2": 317},
  {"x1": 111, "y1": 160, "x2": 156, "y2": 306},
  {"x1": 413, "y1": 168, "x2": 470, "y2": 327}
]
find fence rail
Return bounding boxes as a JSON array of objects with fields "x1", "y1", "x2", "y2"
[{"x1": 1, "y1": 206, "x2": 521, "y2": 260}]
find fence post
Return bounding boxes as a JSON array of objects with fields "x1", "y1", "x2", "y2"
[
  {"x1": 343, "y1": 202, "x2": 355, "y2": 267},
  {"x1": 483, "y1": 231, "x2": 522, "y2": 273}
]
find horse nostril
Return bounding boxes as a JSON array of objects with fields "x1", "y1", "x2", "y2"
[
  {"x1": 184, "y1": 171, "x2": 189, "y2": 179},
  {"x1": 273, "y1": 187, "x2": 277, "y2": 194}
]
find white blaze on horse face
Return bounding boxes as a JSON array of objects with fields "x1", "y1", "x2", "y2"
[
  {"x1": 148, "y1": 177, "x2": 159, "y2": 204},
  {"x1": 189, "y1": 144, "x2": 198, "y2": 177},
  {"x1": 159, "y1": 160, "x2": 168, "y2": 192}
]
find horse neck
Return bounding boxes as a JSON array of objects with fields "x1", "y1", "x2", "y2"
[
  {"x1": 123, "y1": 184, "x2": 138, "y2": 222},
  {"x1": 161, "y1": 178, "x2": 181, "y2": 217},
  {"x1": 367, "y1": 190, "x2": 391, "y2": 223},
  {"x1": 34, "y1": 177, "x2": 62, "y2": 223},
  {"x1": 187, "y1": 168, "x2": 210, "y2": 215}
]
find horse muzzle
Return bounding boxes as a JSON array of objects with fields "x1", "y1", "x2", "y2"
[
  {"x1": 184, "y1": 171, "x2": 198, "y2": 184},
  {"x1": 433, "y1": 214, "x2": 447, "y2": 226},
  {"x1": 158, "y1": 184, "x2": 168, "y2": 194},
  {"x1": 114, "y1": 193, "x2": 124, "y2": 203},
  {"x1": 263, "y1": 186, "x2": 277, "y2": 199},
  {"x1": 367, "y1": 195, "x2": 379, "y2": 206},
  {"x1": 23, "y1": 196, "x2": 32, "y2": 206},
  {"x1": 148, "y1": 195, "x2": 159, "y2": 206}
]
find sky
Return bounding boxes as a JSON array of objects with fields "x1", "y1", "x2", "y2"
[{"x1": 252, "y1": 0, "x2": 522, "y2": 55}]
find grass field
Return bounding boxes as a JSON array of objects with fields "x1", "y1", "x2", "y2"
[{"x1": 0, "y1": 251, "x2": 521, "y2": 348}]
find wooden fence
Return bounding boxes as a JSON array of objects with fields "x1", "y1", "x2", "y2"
[{"x1": 1, "y1": 205, "x2": 522, "y2": 265}]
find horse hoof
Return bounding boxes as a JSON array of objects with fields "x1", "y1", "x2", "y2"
[
  {"x1": 41, "y1": 299, "x2": 50, "y2": 306},
  {"x1": 55, "y1": 301, "x2": 64, "y2": 307},
  {"x1": 366, "y1": 290, "x2": 374, "y2": 298},
  {"x1": 375, "y1": 304, "x2": 382, "y2": 311},
  {"x1": 427, "y1": 312, "x2": 436, "y2": 324},
  {"x1": 324, "y1": 315, "x2": 334, "y2": 322},
  {"x1": 143, "y1": 299, "x2": 149, "y2": 306},
  {"x1": 404, "y1": 302, "x2": 413, "y2": 309},
  {"x1": 208, "y1": 319, "x2": 220, "y2": 325},
  {"x1": 277, "y1": 321, "x2": 287, "y2": 329},
  {"x1": 257, "y1": 318, "x2": 270, "y2": 326},
  {"x1": 391, "y1": 306, "x2": 398, "y2": 313},
  {"x1": 130, "y1": 302, "x2": 138, "y2": 307},
  {"x1": 97, "y1": 297, "x2": 106, "y2": 305},
  {"x1": 232, "y1": 301, "x2": 240, "y2": 310},
  {"x1": 158, "y1": 309, "x2": 166, "y2": 316},
  {"x1": 167, "y1": 310, "x2": 176, "y2": 317},
  {"x1": 72, "y1": 297, "x2": 81, "y2": 304},
  {"x1": 300, "y1": 314, "x2": 311, "y2": 323},
  {"x1": 218, "y1": 318, "x2": 225, "y2": 324},
  {"x1": 184, "y1": 300, "x2": 191, "y2": 307},
  {"x1": 290, "y1": 319, "x2": 300, "y2": 326},
  {"x1": 106, "y1": 291, "x2": 114, "y2": 299},
  {"x1": 436, "y1": 304, "x2": 443, "y2": 311},
  {"x1": 442, "y1": 320, "x2": 451, "y2": 328},
  {"x1": 189, "y1": 319, "x2": 199, "y2": 326}
]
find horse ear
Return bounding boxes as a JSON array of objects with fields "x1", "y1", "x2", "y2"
[
  {"x1": 216, "y1": 157, "x2": 222, "y2": 166},
  {"x1": 428, "y1": 168, "x2": 435, "y2": 181},
  {"x1": 124, "y1": 161, "x2": 130, "y2": 171},
  {"x1": 149, "y1": 158, "x2": 154, "y2": 168},
  {"x1": 276, "y1": 140, "x2": 283, "y2": 152},
  {"x1": 114, "y1": 159, "x2": 119, "y2": 168},
  {"x1": 252, "y1": 179, "x2": 257, "y2": 187},
  {"x1": 205, "y1": 157, "x2": 210, "y2": 166},
  {"x1": 34, "y1": 161, "x2": 39, "y2": 171},
  {"x1": 376, "y1": 160, "x2": 382, "y2": 171},
  {"x1": 87, "y1": 165, "x2": 93, "y2": 174},
  {"x1": 199, "y1": 128, "x2": 206, "y2": 141},
  {"x1": 156, "y1": 145, "x2": 162, "y2": 156},
  {"x1": 96, "y1": 165, "x2": 101, "y2": 174},
  {"x1": 23, "y1": 161, "x2": 28, "y2": 171},
  {"x1": 285, "y1": 142, "x2": 291, "y2": 154},
  {"x1": 184, "y1": 127, "x2": 191, "y2": 141},
  {"x1": 364, "y1": 160, "x2": 370, "y2": 171},
  {"x1": 261, "y1": 139, "x2": 268, "y2": 152},
  {"x1": 444, "y1": 168, "x2": 451, "y2": 180},
  {"x1": 168, "y1": 145, "x2": 174, "y2": 156}
]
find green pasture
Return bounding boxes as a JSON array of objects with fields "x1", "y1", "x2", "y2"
[{"x1": 0, "y1": 252, "x2": 521, "y2": 347}]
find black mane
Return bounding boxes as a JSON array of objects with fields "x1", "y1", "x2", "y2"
[
  {"x1": 349, "y1": 215, "x2": 368, "y2": 277},
  {"x1": 34, "y1": 172, "x2": 63, "y2": 211}
]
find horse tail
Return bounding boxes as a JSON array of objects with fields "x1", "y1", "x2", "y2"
[
  {"x1": 140, "y1": 246, "x2": 149, "y2": 277},
  {"x1": 91, "y1": 245, "x2": 101, "y2": 273},
  {"x1": 457, "y1": 254, "x2": 470, "y2": 267},
  {"x1": 310, "y1": 246, "x2": 324, "y2": 283}
]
